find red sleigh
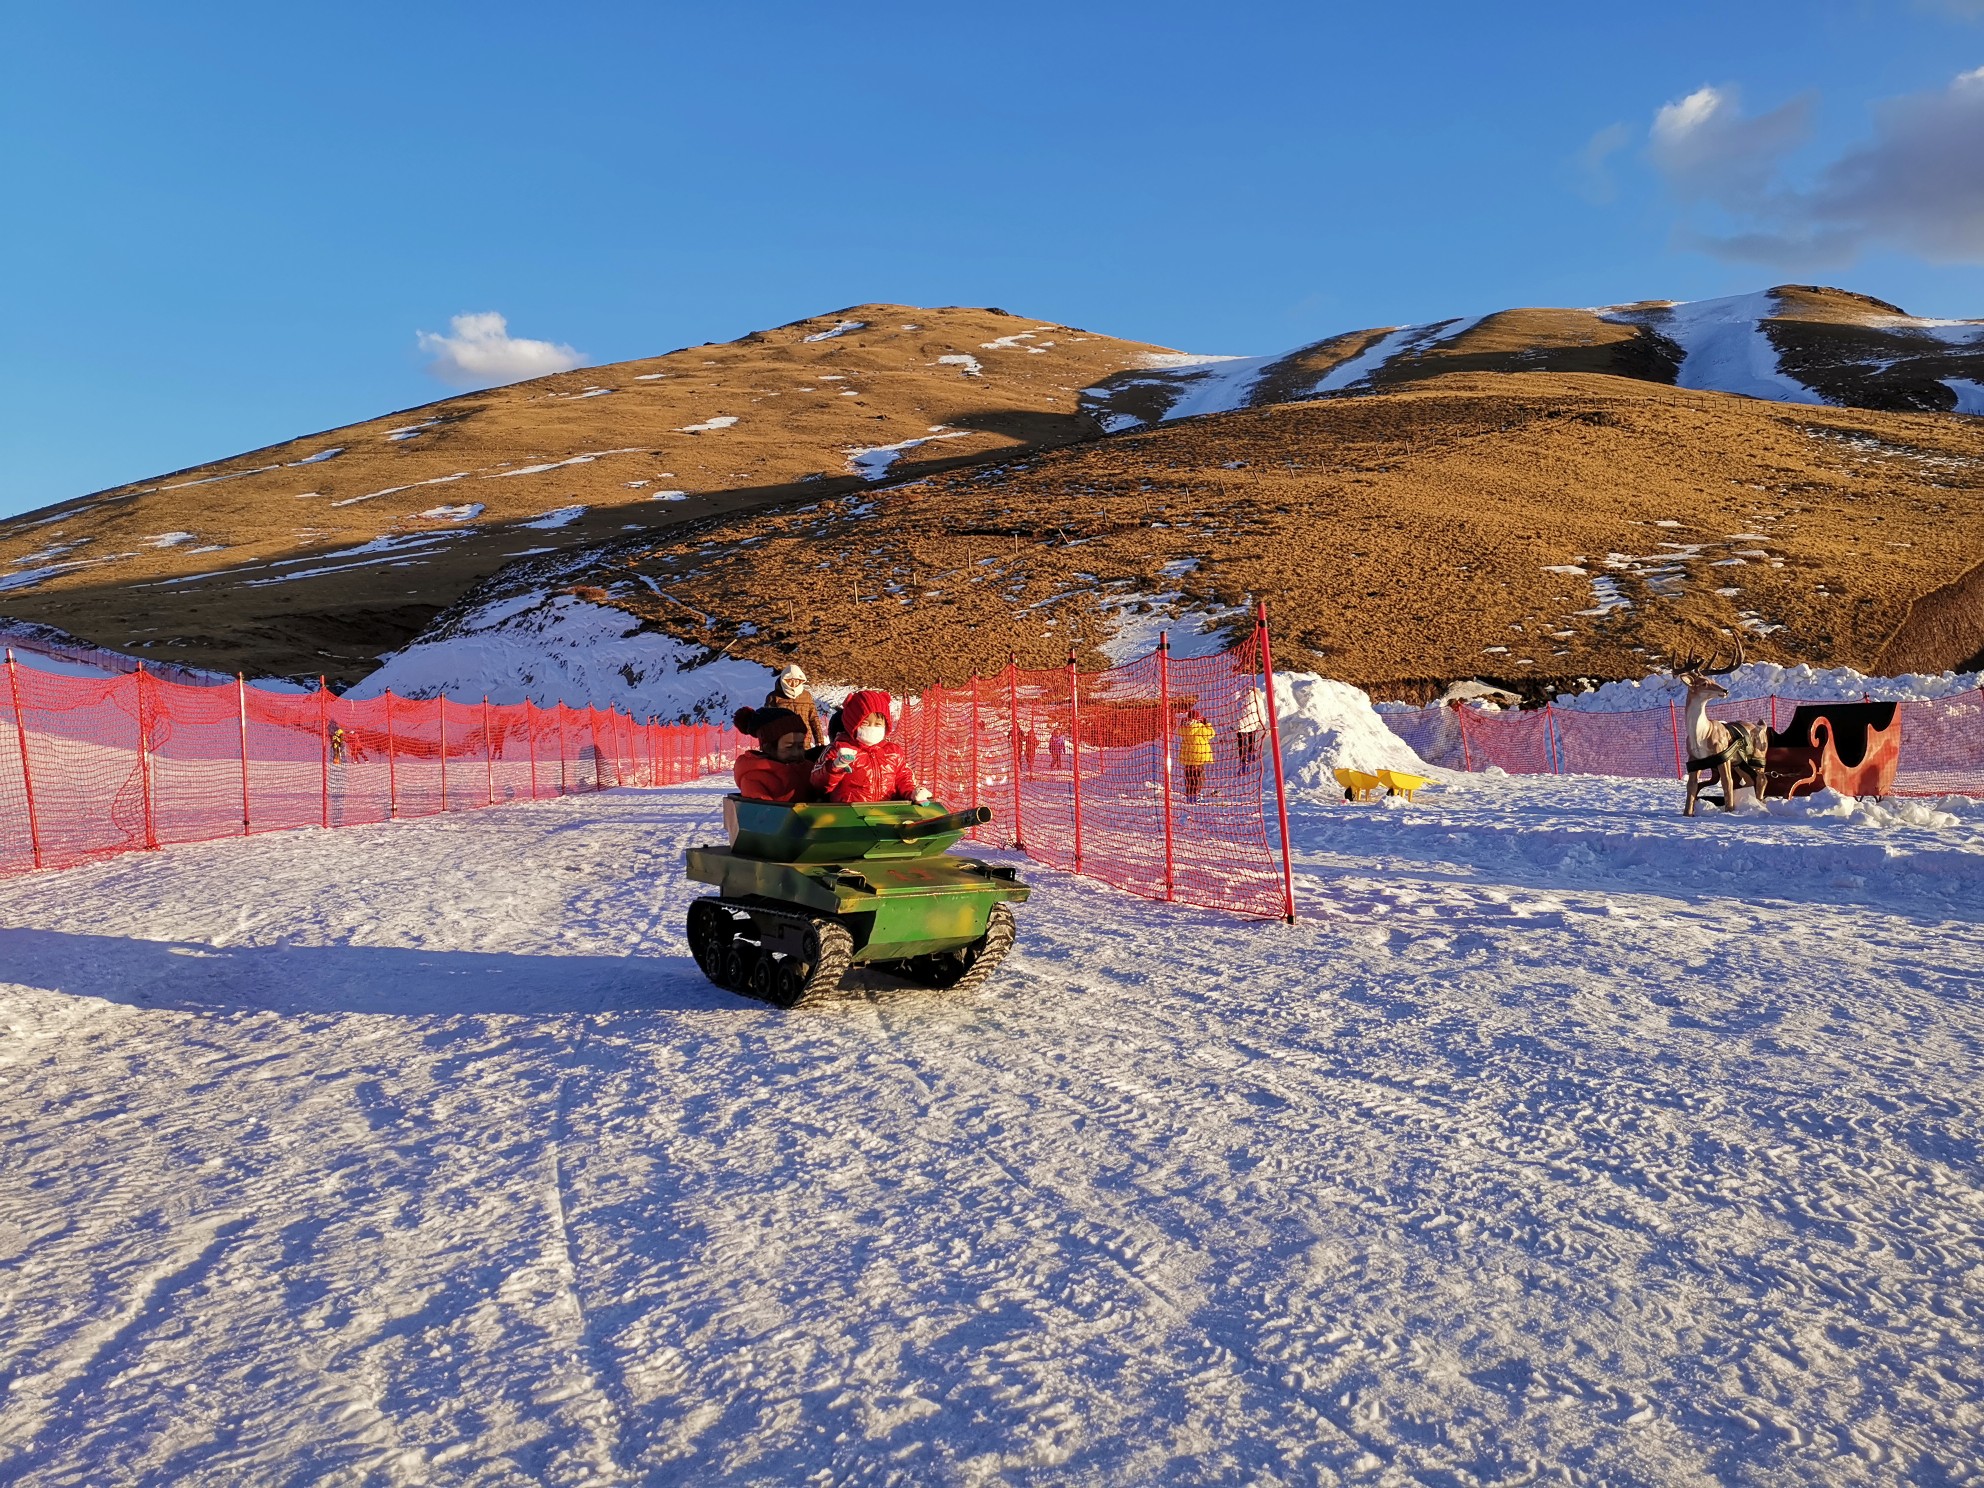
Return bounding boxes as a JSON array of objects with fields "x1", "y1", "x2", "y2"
[{"x1": 1765, "y1": 702, "x2": 1901, "y2": 799}]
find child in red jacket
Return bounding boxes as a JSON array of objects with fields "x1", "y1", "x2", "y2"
[
  {"x1": 811, "y1": 689, "x2": 932, "y2": 805},
  {"x1": 732, "y1": 707, "x2": 816, "y2": 802}
]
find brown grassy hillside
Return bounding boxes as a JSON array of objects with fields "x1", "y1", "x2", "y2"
[
  {"x1": 0, "y1": 306, "x2": 1179, "y2": 682},
  {"x1": 531, "y1": 372, "x2": 1984, "y2": 697}
]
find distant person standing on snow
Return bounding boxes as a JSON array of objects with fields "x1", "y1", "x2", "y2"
[
  {"x1": 1235, "y1": 682, "x2": 1268, "y2": 770},
  {"x1": 763, "y1": 663, "x2": 826, "y2": 749},
  {"x1": 1179, "y1": 709, "x2": 1215, "y2": 802},
  {"x1": 1048, "y1": 727, "x2": 1067, "y2": 772}
]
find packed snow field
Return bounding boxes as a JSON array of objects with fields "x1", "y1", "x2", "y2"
[{"x1": 2, "y1": 774, "x2": 1982, "y2": 1486}]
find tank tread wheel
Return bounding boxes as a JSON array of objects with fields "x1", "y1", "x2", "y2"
[
  {"x1": 915, "y1": 902, "x2": 1018, "y2": 994},
  {"x1": 686, "y1": 897, "x2": 738, "y2": 982},
  {"x1": 686, "y1": 896, "x2": 855, "y2": 1008}
]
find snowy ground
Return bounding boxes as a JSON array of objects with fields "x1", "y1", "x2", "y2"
[{"x1": 2, "y1": 775, "x2": 1982, "y2": 1486}]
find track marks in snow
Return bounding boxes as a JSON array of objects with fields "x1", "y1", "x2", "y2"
[{"x1": 1, "y1": 784, "x2": 1981, "y2": 1482}]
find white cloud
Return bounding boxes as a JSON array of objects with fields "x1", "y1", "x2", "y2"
[
  {"x1": 1644, "y1": 69, "x2": 1984, "y2": 267},
  {"x1": 416, "y1": 312, "x2": 586, "y2": 388},
  {"x1": 1648, "y1": 84, "x2": 1813, "y2": 206}
]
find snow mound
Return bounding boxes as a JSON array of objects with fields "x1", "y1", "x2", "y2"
[
  {"x1": 1552, "y1": 661, "x2": 1984, "y2": 712},
  {"x1": 1272, "y1": 673, "x2": 1441, "y2": 789},
  {"x1": 351, "y1": 593, "x2": 772, "y2": 720}
]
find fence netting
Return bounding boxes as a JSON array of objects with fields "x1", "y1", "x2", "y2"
[
  {"x1": 894, "y1": 633, "x2": 1294, "y2": 920},
  {"x1": 1379, "y1": 689, "x2": 1984, "y2": 795},
  {"x1": 0, "y1": 655, "x2": 739, "y2": 877}
]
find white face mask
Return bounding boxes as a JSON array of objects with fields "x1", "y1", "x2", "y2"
[
  {"x1": 780, "y1": 677, "x2": 803, "y2": 697},
  {"x1": 855, "y1": 723, "x2": 886, "y2": 747}
]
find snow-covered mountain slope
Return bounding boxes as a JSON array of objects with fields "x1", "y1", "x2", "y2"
[
  {"x1": 1081, "y1": 285, "x2": 1984, "y2": 431},
  {"x1": 3, "y1": 776, "x2": 1981, "y2": 1483},
  {"x1": 354, "y1": 591, "x2": 773, "y2": 720}
]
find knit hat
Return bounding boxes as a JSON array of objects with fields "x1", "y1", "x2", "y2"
[
  {"x1": 734, "y1": 706, "x2": 808, "y2": 748},
  {"x1": 838, "y1": 689, "x2": 894, "y2": 739}
]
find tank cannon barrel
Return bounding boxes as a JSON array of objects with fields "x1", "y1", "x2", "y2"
[{"x1": 898, "y1": 805, "x2": 993, "y2": 840}]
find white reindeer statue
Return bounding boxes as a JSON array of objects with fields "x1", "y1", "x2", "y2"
[{"x1": 1678, "y1": 635, "x2": 1770, "y2": 816}]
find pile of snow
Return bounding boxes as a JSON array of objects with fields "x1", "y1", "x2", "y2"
[
  {"x1": 1271, "y1": 672, "x2": 1441, "y2": 788},
  {"x1": 1553, "y1": 661, "x2": 1983, "y2": 713},
  {"x1": 935, "y1": 354, "x2": 982, "y2": 377},
  {"x1": 352, "y1": 592, "x2": 772, "y2": 721}
]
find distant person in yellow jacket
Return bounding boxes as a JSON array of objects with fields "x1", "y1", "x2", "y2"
[{"x1": 1179, "y1": 709, "x2": 1215, "y2": 802}]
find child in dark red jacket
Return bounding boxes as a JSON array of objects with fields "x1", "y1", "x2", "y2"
[
  {"x1": 811, "y1": 689, "x2": 932, "y2": 805},
  {"x1": 732, "y1": 707, "x2": 816, "y2": 803}
]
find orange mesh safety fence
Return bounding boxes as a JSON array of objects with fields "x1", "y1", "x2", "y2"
[
  {"x1": 894, "y1": 625, "x2": 1296, "y2": 921},
  {"x1": 1379, "y1": 689, "x2": 1984, "y2": 795},
  {"x1": 0, "y1": 652, "x2": 744, "y2": 877}
]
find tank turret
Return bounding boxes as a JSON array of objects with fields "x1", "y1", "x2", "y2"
[{"x1": 684, "y1": 798, "x2": 1028, "y2": 1007}]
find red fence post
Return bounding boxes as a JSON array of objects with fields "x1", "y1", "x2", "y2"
[
  {"x1": 1457, "y1": 704, "x2": 1474, "y2": 773},
  {"x1": 138, "y1": 665, "x2": 159, "y2": 849},
  {"x1": 236, "y1": 673, "x2": 251, "y2": 836},
  {"x1": 385, "y1": 691, "x2": 399, "y2": 818},
  {"x1": 1067, "y1": 651, "x2": 1083, "y2": 873},
  {"x1": 1669, "y1": 698, "x2": 1685, "y2": 779},
  {"x1": 438, "y1": 695, "x2": 450, "y2": 812},
  {"x1": 1256, "y1": 601, "x2": 1297, "y2": 924},
  {"x1": 524, "y1": 699, "x2": 538, "y2": 799},
  {"x1": 1546, "y1": 703, "x2": 1562, "y2": 775},
  {"x1": 969, "y1": 676, "x2": 981, "y2": 827},
  {"x1": 316, "y1": 677, "x2": 330, "y2": 829},
  {"x1": 557, "y1": 705, "x2": 570, "y2": 794},
  {"x1": 5, "y1": 650, "x2": 43, "y2": 869},
  {"x1": 1770, "y1": 694, "x2": 1778, "y2": 732},
  {"x1": 1007, "y1": 657, "x2": 1024, "y2": 851},
  {"x1": 1157, "y1": 633, "x2": 1175, "y2": 902},
  {"x1": 483, "y1": 696, "x2": 495, "y2": 806}
]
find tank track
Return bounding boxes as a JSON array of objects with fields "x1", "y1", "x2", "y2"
[
  {"x1": 685, "y1": 897, "x2": 1017, "y2": 1008},
  {"x1": 687, "y1": 896, "x2": 854, "y2": 1008}
]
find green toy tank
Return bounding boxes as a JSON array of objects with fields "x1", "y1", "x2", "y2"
[{"x1": 684, "y1": 797, "x2": 1030, "y2": 1007}]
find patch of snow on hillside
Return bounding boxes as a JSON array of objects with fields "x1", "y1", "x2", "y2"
[
  {"x1": 936, "y1": 354, "x2": 982, "y2": 377},
  {"x1": 1097, "y1": 590, "x2": 1245, "y2": 663},
  {"x1": 1132, "y1": 352, "x2": 1245, "y2": 370},
  {"x1": 1310, "y1": 318, "x2": 1481, "y2": 396},
  {"x1": 802, "y1": 320, "x2": 866, "y2": 342},
  {"x1": 1611, "y1": 291, "x2": 1825, "y2": 405},
  {"x1": 161, "y1": 463, "x2": 281, "y2": 491},
  {"x1": 635, "y1": 372, "x2": 666, "y2": 381},
  {"x1": 520, "y1": 506, "x2": 586, "y2": 530},
  {"x1": 1944, "y1": 378, "x2": 1984, "y2": 414},
  {"x1": 145, "y1": 532, "x2": 198, "y2": 548},
  {"x1": 386, "y1": 423, "x2": 438, "y2": 441},
  {"x1": 678, "y1": 416, "x2": 738, "y2": 434},
  {"x1": 352, "y1": 592, "x2": 773, "y2": 718},
  {"x1": 847, "y1": 429, "x2": 970, "y2": 482},
  {"x1": 332, "y1": 472, "x2": 470, "y2": 507},
  {"x1": 242, "y1": 533, "x2": 468, "y2": 586},
  {"x1": 1152, "y1": 353, "x2": 1282, "y2": 422},
  {"x1": 650, "y1": 490, "x2": 688, "y2": 502},
  {"x1": 292, "y1": 447, "x2": 342, "y2": 464},
  {"x1": 420, "y1": 504, "x2": 484, "y2": 522},
  {"x1": 489, "y1": 448, "x2": 645, "y2": 478}
]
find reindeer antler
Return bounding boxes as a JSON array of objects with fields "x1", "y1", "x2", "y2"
[{"x1": 1709, "y1": 632, "x2": 1746, "y2": 676}]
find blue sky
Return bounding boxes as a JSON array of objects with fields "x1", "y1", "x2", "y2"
[{"x1": 4, "y1": 0, "x2": 1982, "y2": 518}]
